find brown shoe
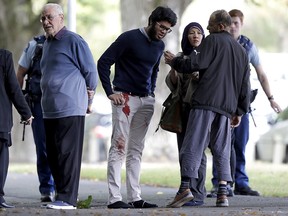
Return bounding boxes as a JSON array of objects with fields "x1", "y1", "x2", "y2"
[
  {"x1": 167, "y1": 189, "x2": 194, "y2": 208},
  {"x1": 216, "y1": 186, "x2": 229, "y2": 207}
]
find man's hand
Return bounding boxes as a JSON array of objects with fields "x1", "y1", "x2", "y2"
[
  {"x1": 87, "y1": 88, "x2": 94, "y2": 100},
  {"x1": 191, "y1": 72, "x2": 199, "y2": 81},
  {"x1": 108, "y1": 93, "x2": 125, "y2": 105},
  {"x1": 164, "y1": 50, "x2": 175, "y2": 66},
  {"x1": 86, "y1": 104, "x2": 93, "y2": 114},
  {"x1": 270, "y1": 100, "x2": 282, "y2": 113},
  {"x1": 231, "y1": 115, "x2": 242, "y2": 128},
  {"x1": 21, "y1": 116, "x2": 34, "y2": 125}
]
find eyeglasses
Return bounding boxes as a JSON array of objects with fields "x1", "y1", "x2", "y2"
[
  {"x1": 156, "y1": 22, "x2": 172, "y2": 33},
  {"x1": 40, "y1": 14, "x2": 60, "y2": 23}
]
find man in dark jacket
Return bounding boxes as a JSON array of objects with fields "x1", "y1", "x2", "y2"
[
  {"x1": 0, "y1": 49, "x2": 33, "y2": 208},
  {"x1": 164, "y1": 9, "x2": 250, "y2": 208}
]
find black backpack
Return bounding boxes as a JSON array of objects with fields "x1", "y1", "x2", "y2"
[{"x1": 24, "y1": 35, "x2": 46, "y2": 101}]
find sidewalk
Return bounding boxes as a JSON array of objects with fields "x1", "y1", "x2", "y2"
[{"x1": 2, "y1": 172, "x2": 288, "y2": 216}]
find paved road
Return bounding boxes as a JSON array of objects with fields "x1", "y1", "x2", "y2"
[{"x1": 1, "y1": 172, "x2": 288, "y2": 216}]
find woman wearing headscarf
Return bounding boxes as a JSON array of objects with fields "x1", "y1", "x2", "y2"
[{"x1": 165, "y1": 22, "x2": 206, "y2": 207}]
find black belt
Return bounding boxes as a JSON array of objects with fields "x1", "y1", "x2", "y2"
[{"x1": 113, "y1": 87, "x2": 154, "y2": 98}]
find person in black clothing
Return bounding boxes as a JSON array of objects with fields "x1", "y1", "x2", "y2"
[
  {"x1": 0, "y1": 49, "x2": 33, "y2": 208},
  {"x1": 208, "y1": 9, "x2": 282, "y2": 198},
  {"x1": 165, "y1": 22, "x2": 206, "y2": 207},
  {"x1": 164, "y1": 9, "x2": 250, "y2": 208},
  {"x1": 97, "y1": 6, "x2": 177, "y2": 209}
]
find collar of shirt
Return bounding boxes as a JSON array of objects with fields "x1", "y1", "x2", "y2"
[
  {"x1": 139, "y1": 27, "x2": 151, "y2": 42},
  {"x1": 47, "y1": 26, "x2": 67, "y2": 41}
]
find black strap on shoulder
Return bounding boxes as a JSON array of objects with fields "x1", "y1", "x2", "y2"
[
  {"x1": 27, "y1": 35, "x2": 45, "y2": 78},
  {"x1": 238, "y1": 35, "x2": 253, "y2": 53}
]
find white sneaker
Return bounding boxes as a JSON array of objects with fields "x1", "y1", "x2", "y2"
[{"x1": 46, "y1": 201, "x2": 76, "y2": 210}]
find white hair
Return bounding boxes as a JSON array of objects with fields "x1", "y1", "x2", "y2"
[{"x1": 42, "y1": 3, "x2": 64, "y2": 15}]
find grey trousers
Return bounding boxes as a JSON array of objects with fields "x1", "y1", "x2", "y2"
[{"x1": 180, "y1": 109, "x2": 232, "y2": 183}]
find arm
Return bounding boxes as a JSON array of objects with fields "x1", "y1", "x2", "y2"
[
  {"x1": 77, "y1": 39, "x2": 98, "y2": 92},
  {"x1": 17, "y1": 40, "x2": 35, "y2": 88},
  {"x1": 254, "y1": 64, "x2": 282, "y2": 113},
  {"x1": 164, "y1": 51, "x2": 193, "y2": 73},
  {"x1": 97, "y1": 34, "x2": 127, "y2": 105},
  {"x1": 167, "y1": 69, "x2": 178, "y2": 85},
  {"x1": 236, "y1": 58, "x2": 251, "y2": 116},
  {"x1": 77, "y1": 39, "x2": 98, "y2": 112},
  {"x1": 5, "y1": 50, "x2": 32, "y2": 122},
  {"x1": 165, "y1": 36, "x2": 213, "y2": 74},
  {"x1": 164, "y1": 51, "x2": 178, "y2": 86},
  {"x1": 16, "y1": 65, "x2": 28, "y2": 88}
]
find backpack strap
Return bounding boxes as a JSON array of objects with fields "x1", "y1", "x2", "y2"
[{"x1": 27, "y1": 35, "x2": 46, "y2": 78}]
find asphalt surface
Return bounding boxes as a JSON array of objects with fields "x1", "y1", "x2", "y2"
[{"x1": 1, "y1": 172, "x2": 288, "y2": 216}]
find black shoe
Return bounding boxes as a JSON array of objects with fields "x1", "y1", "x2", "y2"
[
  {"x1": 234, "y1": 186, "x2": 260, "y2": 196},
  {"x1": 227, "y1": 185, "x2": 234, "y2": 197},
  {"x1": 207, "y1": 185, "x2": 234, "y2": 198},
  {"x1": 41, "y1": 192, "x2": 55, "y2": 202},
  {"x1": 0, "y1": 202, "x2": 15, "y2": 208},
  {"x1": 206, "y1": 186, "x2": 217, "y2": 198},
  {"x1": 107, "y1": 201, "x2": 134, "y2": 209},
  {"x1": 128, "y1": 200, "x2": 158, "y2": 208}
]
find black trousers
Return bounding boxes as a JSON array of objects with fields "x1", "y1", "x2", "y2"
[
  {"x1": 0, "y1": 136, "x2": 9, "y2": 203},
  {"x1": 44, "y1": 116, "x2": 85, "y2": 206}
]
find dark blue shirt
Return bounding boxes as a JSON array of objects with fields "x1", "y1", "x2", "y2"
[
  {"x1": 97, "y1": 28, "x2": 164, "y2": 96},
  {"x1": 40, "y1": 27, "x2": 98, "y2": 118}
]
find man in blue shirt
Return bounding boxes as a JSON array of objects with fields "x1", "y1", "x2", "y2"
[
  {"x1": 39, "y1": 3, "x2": 98, "y2": 210},
  {"x1": 97, "y1": 6, "x2": 177, "y2": 209}
]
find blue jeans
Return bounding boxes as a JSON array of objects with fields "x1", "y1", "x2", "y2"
[
  {"x1": 212, "y1": 113, "x2": 249, "y2": 188},
  {"x1": 31, "y1": 101, "x2": 55, "y2": 195}
]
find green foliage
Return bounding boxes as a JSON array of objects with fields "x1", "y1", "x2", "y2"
[
  {"x1": 77, "y1": 195, "x2": 93, "y2": 209},
  {"x1": 276, "y1": 106, "x2": 288, "y2": 122},
  {"x1": 74, "y1": 0, "x2": 120, "y2": 59},
  {"x1": 243, "y1": 0, "x2": 288, "y2": 52},
  {"x1": 9, "y1": 162, "x2": 288, "y2": 197},
  {"x1": 76, "y1": 0, "x2": 106, "y2": 28}
]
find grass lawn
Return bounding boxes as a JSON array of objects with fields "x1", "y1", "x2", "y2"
[{"x1": 9, "y1": 160, "x2": 288, "y2": 198}]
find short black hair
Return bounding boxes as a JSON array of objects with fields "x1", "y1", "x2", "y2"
[{"x1": 148, "y1": 6, "x2": 177, "y2": 27}]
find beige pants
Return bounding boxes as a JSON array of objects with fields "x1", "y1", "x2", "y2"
[{"x1": 107, "y1": 94, "x2": 155, "y2": 204}]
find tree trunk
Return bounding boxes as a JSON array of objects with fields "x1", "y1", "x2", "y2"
[
  {"x1": 119, "y1": 0, "x2": 193, "y2": 160},
  {"x1": 0, "y1": 0, "x2": 63, "y2": 162}
]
